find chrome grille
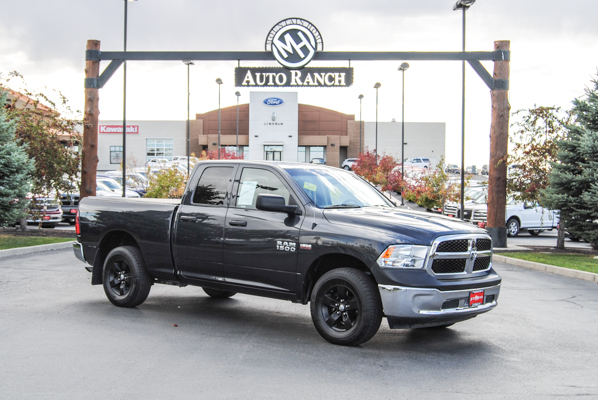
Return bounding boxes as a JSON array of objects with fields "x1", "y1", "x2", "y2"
[{"x1": 427, "y1": 234, "x2": 493, "y2": 278}]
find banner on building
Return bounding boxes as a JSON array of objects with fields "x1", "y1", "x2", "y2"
[{"x1": 235, "y1": 67, "x2": 353, "y2": 88}]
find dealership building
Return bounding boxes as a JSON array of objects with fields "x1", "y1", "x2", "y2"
[{"x1": 96, "y1": 91, "x2": 445, "y2": 171}]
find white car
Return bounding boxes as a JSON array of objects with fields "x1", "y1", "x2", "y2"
[
  {"x1": 403, "y1": 157, "x2": 432, "y2": 169},
  {"x1": 341, "y1": 158, "x2": 358, "y2": 170},
  {"x1": 96, "y1": 176, "x2": 141, "y2": 198},
  {"x1": 147, "y1": 158, "x2": 169, "y2": 168}
]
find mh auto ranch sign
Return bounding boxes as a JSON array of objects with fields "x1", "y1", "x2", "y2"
[{"x1": 235, "y1": 18, "x2": 353, "y2": 88}]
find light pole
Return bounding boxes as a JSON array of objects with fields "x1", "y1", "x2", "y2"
[
  {"x1": 122, "y1": 0, "x2": 137, "y2": 197},
  {"x1": 398, "y1": 62, "x2": 409, "y2": 206},
  {"x1": 374, "y1": 82, "x2": 381, "y2": 164},
  {"x1": 358, "y1": 94, "x2": 364, "y2": 155},
  {"x1": 454, "y1": 0, "x2": 475, "y2": 220},
  {"x1": 216, "y1": 78, "x2": 223, "y2": 159},
  {"x1": 235, "y1": 91, "x2": 241, "y2": 157},
  {"x1": 183, "y1": 60, "x2": 194, "y2": 177}
]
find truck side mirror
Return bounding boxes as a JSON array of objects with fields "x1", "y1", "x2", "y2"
[{"x1": 256, "y1": 194, "x2": 302, "y2": 215}]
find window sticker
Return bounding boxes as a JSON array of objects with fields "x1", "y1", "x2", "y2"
[
  {"x1": 237, "y1": 181, "x2": 258, "y2": 206},
  {"x1": 304, "y1": 182, "x2": 317, "y2": 192}
]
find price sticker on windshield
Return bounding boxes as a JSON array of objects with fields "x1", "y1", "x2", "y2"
[{"x1": 304, "y1": 182, "x2": 317, "y2": 192}]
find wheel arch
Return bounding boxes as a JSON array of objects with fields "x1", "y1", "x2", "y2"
[
  {"x1": 91, "y1": 230, "x2": 141, "y2": 285},
  {"x1": 300, "y1": 253, "x2": 373, "y2": 304}
]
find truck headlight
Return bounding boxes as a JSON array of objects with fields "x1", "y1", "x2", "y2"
[{"x1": 376, "y1": 245, "x2": 429, "y2": 269}]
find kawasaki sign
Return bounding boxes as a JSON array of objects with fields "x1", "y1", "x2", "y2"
[{"x1": 234, "y1": 18, "x2": 352, "y2": 88}]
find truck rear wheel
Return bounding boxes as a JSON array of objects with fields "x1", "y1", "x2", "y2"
[
  {"x1": 103, "y1": 246, "x2": 152, "y2": 308},
  {"x1": 507, "y1": 218, "x2": 520, "y2": 237},
  {"x1": 202, "y1": 288, "x2": 237, "y2": 299},
  {"x1": 310, "y1": 268, "x2": 382, "y2": 346}
]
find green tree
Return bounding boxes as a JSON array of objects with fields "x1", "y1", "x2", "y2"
[
  {"x1": 1, "y1": 72, "x2": 81, "y2": 201},
  {"x1": 0, "y1": 90, "x2": 34, "y2": 227},
  {"x1": 542, "y1": 74, "x2": 598, "y2": 250},
  {"x1": 507, "y1": 106, "x2": 572, "y2": 203},
  {"x1": 144, "y1": 166, "x2": 187, "y2": 199}
]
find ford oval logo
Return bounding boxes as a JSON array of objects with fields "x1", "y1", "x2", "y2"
[{"x1": 263, "y1": 97, "x2": 285, "y2": 106}]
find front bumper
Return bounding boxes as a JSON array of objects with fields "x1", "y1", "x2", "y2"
[{"x1": 379, "y1": 283, "x2": 501, "y2": 329}]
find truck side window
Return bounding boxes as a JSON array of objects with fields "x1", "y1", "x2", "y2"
[
  {"x1": 235, "y1": 168, "x2": 291, "y2": 209},
  {"x1": 192, "y1": 167, "x2": 234, "y2": 205}
]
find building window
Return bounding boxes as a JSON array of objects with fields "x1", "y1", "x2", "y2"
[
  {"x1": 298, "y1": 146, "x2": 306, "y2": 163},
  {"x1": 222, "y1": 146, "x2": 248, "y2": 159},
  {"x1": 110, "y1": 146, "x2": 123, "y2": 164},
  {"x1": 297, "y1": 146, "x2": 326, "y2": 164},
  {"x1": 146, "y1": 139, "x2": 174, "y2": 161},
  {"x1": 264, "y1": 145, "x2": 283, "y2": 161}
]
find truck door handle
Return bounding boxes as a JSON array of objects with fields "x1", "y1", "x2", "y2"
[
  {"x1": 180, "y1": 216, "x2": 197, "y2": 222},
  {"x1": 229, "y1": 220, "x2": 247, "y2": 227}
]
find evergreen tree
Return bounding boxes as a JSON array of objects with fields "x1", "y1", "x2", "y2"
[
  {"x1": 542, "y1": 74, "x2": 598, "y2": 249},
  {"x1": 0, "y1": 90, "x2": 34, "y2": 227}
]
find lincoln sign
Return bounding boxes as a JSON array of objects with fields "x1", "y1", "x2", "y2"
[{"x1": 235, "y1": 67, "x2": 353, "y2": 88}]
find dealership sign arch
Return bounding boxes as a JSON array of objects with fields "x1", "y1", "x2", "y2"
[{"x1": 81, "y1": 17, "x2": 510, "y2": 245}]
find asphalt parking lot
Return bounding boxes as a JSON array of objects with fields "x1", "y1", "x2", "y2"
[{"x1": 1, "y1": 249, "x2": 597, "y2": 399}]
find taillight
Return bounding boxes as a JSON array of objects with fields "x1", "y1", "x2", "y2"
[{"x1": 75, "y1": 210, "x2": 80, "y2": 235}]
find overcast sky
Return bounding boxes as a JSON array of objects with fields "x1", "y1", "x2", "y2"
[{"x1": 2, "y1": 0, "x2": 597, "y2": 166}]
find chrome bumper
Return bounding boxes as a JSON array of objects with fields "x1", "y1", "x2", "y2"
[
  {"x1": 379, "y1": 283, "x2": 501, "y2": 329},
  {"x1": 73, "y1": 241, "x2": 85, "y2": 263}
]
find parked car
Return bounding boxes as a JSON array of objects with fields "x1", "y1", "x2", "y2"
[
  {"x1": 22, "y1": 196, "x2": 63, "y2": 229},
  {"x1": 103, "y1": 171, "x2": 148, "y2": 196},
  {"x1": 403, "y1": 157, "x2": 432, "y2": 169},
  {"x1": 445, "y1": 164, "x2": 460, "y2": 174},
  {"x1": 74, "y1": 160, "x2": 501, "y2": 346},
  {"x1": 171, "y1": 156, "x2": 199, "y2": 165},
  {"x1": 481, "y1": 165, "x2": 489, "y2": 175},
  {"x1": 147, "y1": 158, "x2": 169, "y2": 168},
  {"x1": 96, "y1": 175, "x2": 141, "y2": 198},
  {"x1": 466, "y1": 165, "x2": 478, "y2": 174},
  {"x1": 341, "y1": 158, "x2": 358, "y2": 170},
  {"x1": 310, "y1": 158, "x2": 326, "y2": 164}
]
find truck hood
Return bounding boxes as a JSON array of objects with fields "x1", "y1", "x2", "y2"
[{"x1": 322, "y1": 206, "x2": 485, "y2": 245}]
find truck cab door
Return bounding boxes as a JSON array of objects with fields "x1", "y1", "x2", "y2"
[
  {"x1": 173, "y1": 164, "x2": 237, "y2": 281},
  {"x1": 223, "y1": 166, "x2": 303, "y2": 293}
]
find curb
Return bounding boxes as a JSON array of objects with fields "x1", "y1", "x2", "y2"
[
  {"x1": 0, "y1": 241, "x2": 74, "y2": 259},
  {"x1": 493, "y1": 254, "x2": 598, "y2": 283}
]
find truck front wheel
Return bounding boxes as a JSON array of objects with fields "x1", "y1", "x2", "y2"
[
  {"x1": 310, "y1": 268, "x2": 382, "y2": 346},
  {"x1": 103, "y1": 246, "x2": 152, "y2": 308}
]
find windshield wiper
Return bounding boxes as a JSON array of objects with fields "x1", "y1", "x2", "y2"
[{"x1": 324, "y1": 204, "x2": 361, "y2": 209}]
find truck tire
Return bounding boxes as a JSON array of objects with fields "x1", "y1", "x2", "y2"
[
  {"x1": 506, "y1": 218, "x2": 520, "y2": 237},
  {"x1": 310, "y1": 268, "x2": 382, "y2": 346},
  {"x1": 103, "y1": 246, "x2": 152, "y2": 308},
  {"x1": 202, "y1": 288, "x2": 237, "y2": 299}
]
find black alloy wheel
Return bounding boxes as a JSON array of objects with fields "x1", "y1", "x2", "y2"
[
  {"x1": 103, "y1": 246, "x2": 152, "y2": 308},
  {"x1": 310, "y1": 268, "x2": 382, "y2": 346}
]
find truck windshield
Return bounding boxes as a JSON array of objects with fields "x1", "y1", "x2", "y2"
[{"x1": 284, "y1": 167, "x2": 394, "y2": 209}]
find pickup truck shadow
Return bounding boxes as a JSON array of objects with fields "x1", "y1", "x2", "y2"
[{"x1": 83, "y1": 291, "x2": 496, "y2": 357}]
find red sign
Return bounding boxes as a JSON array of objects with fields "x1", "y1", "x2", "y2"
[
  {"x1": 99, "y1": 125, "x2": 139, "y2": 134},
  {"x1": 469, "y1": 291, "x2": 485, "y2": 307}
]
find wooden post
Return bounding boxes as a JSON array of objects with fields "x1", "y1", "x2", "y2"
[
  {"x1": 81, "y1": 40, "x2": 100, "y2": 200},
  {"x1": 487, "y1": 40, "x2": 510, "y2": 248}
]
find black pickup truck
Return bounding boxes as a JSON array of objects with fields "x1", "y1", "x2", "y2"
[{"x1": 73, "y1": 160, "x2": 501, "y2": 346}]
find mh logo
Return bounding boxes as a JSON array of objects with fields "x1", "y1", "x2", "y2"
[{"x1": 266, "y1": 18, "x2": 323, "y2": 70}]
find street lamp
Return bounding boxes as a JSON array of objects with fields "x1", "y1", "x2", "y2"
[
  {"x1": 454, "y1": 0, "x2": 476, "y2": 220},
  {"x1": 235, "y1": 91, "x2": 241, "y2": 157},
  {"x1": 183, "y1": 60, "x2": 194, "y2": 177},
  {"x1": 122, "y1": 0, "x2": 138, "y2": 197},
  {"x1": 373, "y1": 82, "x2": 381, "y2": 164},
  {"x1": 216, "y1": 78, "x2": 223, "y2": 160},
  {"x1": 358, "y1": 94, "x2": 364, "y2": 155},
  {"x1": 398, "y1": 62, "x2": 409, "y2": 206}
]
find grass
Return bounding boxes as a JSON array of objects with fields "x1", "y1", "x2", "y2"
[
  {"x1": 0, "y1": 235, "x2": 73, "y2": 250},
  {"x1": 496, "y1": 252, "x2": 598, "y2": 274}
]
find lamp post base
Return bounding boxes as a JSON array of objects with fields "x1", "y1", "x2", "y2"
[{"x1": 487, "y1": 227, "x2": 507, "y2": 248}]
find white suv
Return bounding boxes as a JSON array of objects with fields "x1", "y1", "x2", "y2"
[
  {"x1": 403, "y1": 157, "x2": 432, "y2": 169},
  {"x1": 341, "y1": 158, "x2": 358, "y2": 170}
]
